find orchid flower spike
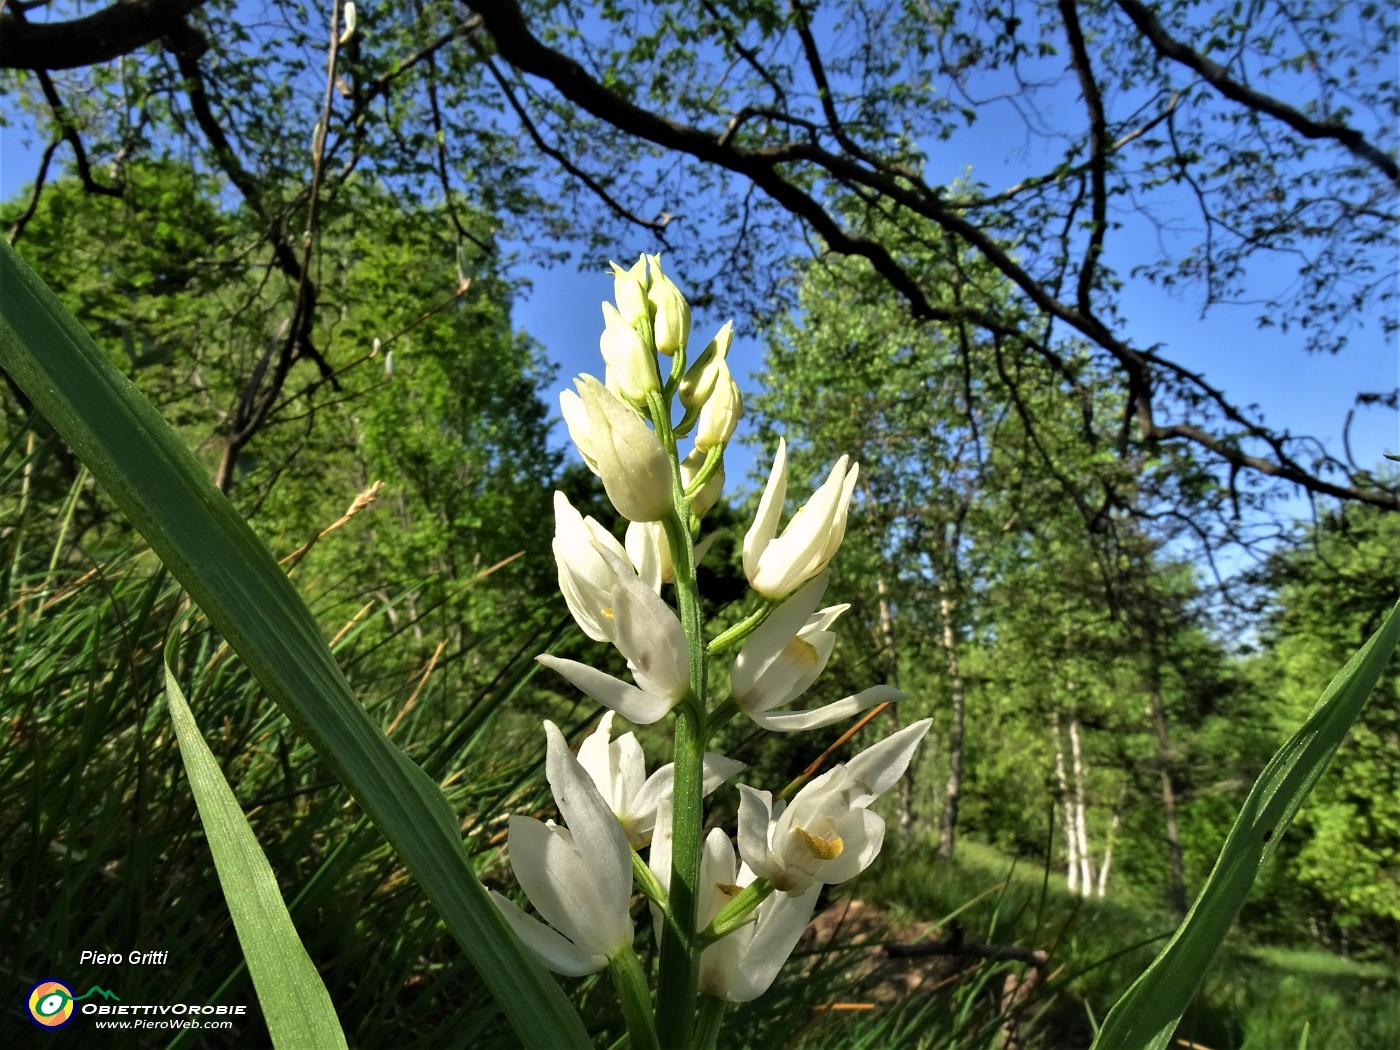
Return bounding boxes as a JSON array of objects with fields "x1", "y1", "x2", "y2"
[
  {"x1": 697, "y1": 829, "x2": 821, "y2": 1003},
  {"x1": 559, "y1": 375, "x2": 672, "y2": 522},
  {"x1": 737, "y1": 719, "x2": 933, "y2": 893},
  {"x1": 490, "y1": 721, "x2": 634, "y2": 975},
  {"x1": 577, "y1": 712, "x2": 744, "y2": 848},
  {"x1": 731, "y1": 572, "x2": 904, "y2": 732},
  {"x1": 744, "y1": 438, "x2": 859, "y2": 599}
]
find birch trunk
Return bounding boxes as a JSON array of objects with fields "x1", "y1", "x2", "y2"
[
  {"x1": 1069, "y1": 715, "x2": 1094, "y2": 892},
  {"x1": 1051, "y1": 714, "x2": 1080, "y2": 894},
  {"x1": 936, "y1": 578, "x2": 966, "y2": 860}
]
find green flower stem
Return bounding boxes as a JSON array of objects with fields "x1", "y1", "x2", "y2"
[
  {"x1": 657, "y1": 705, "x2": 705, "y2": 1037},
  {"x1": 707, "y1": 603, "x2": 774, "y2": 656},
  {"x1": 699, "y1": 878, "x2": 775, "y2": 945},
  {"x1": 648, "y1": 387, "x2": 709, "y2": 1039},
  {"x1": 607, "y1": 947, "x2": 661, "y2": 1050},
  {"x1": 684, "y1": 444, "x2": 725, "y2": 496},
  {"x1": 691, "y1": 996, "x2": 728, "y2": 1050},
  {"x1": 631, "y1": 847, "x2": 671, "y2": 919}
]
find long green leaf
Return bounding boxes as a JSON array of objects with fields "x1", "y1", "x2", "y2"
[
  {"x1": 0, "y1": 241, "x2": 589, "y2": 1048},
  {"x1": 1092, "y1": 599, "x2": 1400, "y2": 1050},
  {"x1": 164, "y1": 657, "x2": 348, "y2": 1050}
]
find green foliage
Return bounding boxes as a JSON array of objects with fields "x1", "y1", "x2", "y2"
[{"x1": 1252, "y1": 503, "x2": 1400, "y2": 945}]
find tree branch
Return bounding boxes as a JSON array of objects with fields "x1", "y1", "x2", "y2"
[
  {"x1": 1113, "y1": 0, "x2": 1400, "y2": 186},
  {"x1": 0, "y1": 0, "x2": 207, "y2": 71}
]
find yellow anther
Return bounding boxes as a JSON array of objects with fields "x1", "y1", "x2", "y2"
[{"x1": 795, "y1": 826, "x2": 844, "y2": 860}]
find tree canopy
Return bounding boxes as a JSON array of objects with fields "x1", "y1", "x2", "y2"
[{"x1": 3, "y1": 0, "x2": 1395, "y2": 515}]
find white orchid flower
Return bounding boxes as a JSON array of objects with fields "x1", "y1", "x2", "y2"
[
  {"x1": 551, "y1": 492, "x2": 634, "y2": 642},
  {"x1": 490, "y1": 721, "x2": 634, "y2": 976},
  {"x1": 559, "y1": 375, "x2": 673, "y2": 522},
  {"x1": 697, "y1": 829, "x2": 820, "y2": 1002},
  {"x1": 608, "y1": 256, "x2": 651, "y2": 328},
  {"x1": 577, "y1": 712, "x2": 744, "y2": 847},
  {"x1": 737, "y1": 719, "x2": 932, "y2": 893},
  {"x1": 541, "y1": 522, "x2": 690, "y2": 724},
  {"x1": 730, "y1": 572, "x2": 904, "y2": 732},
  {"x1": 743, "y1": 438, "x2": 859, "y2": 599}
]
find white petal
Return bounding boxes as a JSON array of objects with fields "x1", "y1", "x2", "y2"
[
  {"x1": 701, "y1": 752, "x2": 746, "y2": 796},
  {"x1": 843, "y1": 717, "x2": 933, "y2": 807},
  {"x1": 575, "y1": 712, "x2": 618, "y2": 795},
  {"x1": 542, "y1": 723, "x2": 632, "y2": 950},
  {"x1": 612, "y1": 731, "x2": 648, "y2": 813},
  {"x1": 731, "y1": 573, "x2": 829, "y2": 700},
  {"x1": 559, "y1": 389, "x2": 598, "y2": 472},
  {"x1": 507, "y1": 815, "x2": 624, "y2": 955},
  {"x1": 535, "y1": 655, "x2": 678, "y2": 724},
  {"x1": 736, "y1": 785, "x2": 775, "y2": 876},
  {"x1": 743, "y1": 438, "x2": 787, "y2": 583},
  {"x1": 815, "y1": 808, "x2": 885, "y2": 885},
  {"x1": 725, "y1": 883, "x2": 821, "y2": 1002},
  {"x1": 649, "y1": 799, "x2": 673, "y2": 896},
  {"x1": 592, "y1": 544, "x2": 689, "y2": 700},
  {"x1": 750, "y1": 685, "x2": 904, "y2": 733},
  {"x1": 491, "y1": 890, "x2": 607, "y2": 977},
  {"x1": 625, "y1": 520, "x2": 668, "y2": 593}
]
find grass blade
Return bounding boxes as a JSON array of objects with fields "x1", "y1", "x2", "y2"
[
  {"x1": 164, "y1": 655, "x2": 348, "y2": 1050},
  {"x1": 0, "y1": 240, "x2": 589, "y2": 1048},
  {"x1": 1091, "y1": 599, "x2": 1400, "y2": 1050}
]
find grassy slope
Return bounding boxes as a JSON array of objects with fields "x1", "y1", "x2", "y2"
[{"x1": 844, "y1": 836, "x2": 1399, "y2": 1050}]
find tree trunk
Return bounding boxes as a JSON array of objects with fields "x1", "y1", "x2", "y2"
[
  {"x1": 1069, "y1": 714, "x2": 1094, "y2": 892},
  {"x1": 936, "y1": 579, "x2": 966, "y2": 860},
  {"x1": 1096, "y1": 783, "x2": 1127, "y2": 898},
  {"x1": 872, "y1": 571, "x2": 914, "y2": 839},
  {"x1": 1149, "y1": 675, "x2": 1189, "y2": 916},
  {"x1": 1052, "y1": 713, "x2": 1080, "y2": 894}
]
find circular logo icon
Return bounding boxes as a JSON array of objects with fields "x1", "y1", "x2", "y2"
[{"x1": 27, "y1": 980, "x2": 75, "y2": 1029}]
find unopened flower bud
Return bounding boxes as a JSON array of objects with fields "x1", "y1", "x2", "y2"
[
  {"x1": 609, "y1": 257, "x2": 650, "y2": 329},
  {"x1": 560, "y1": 376, "x2": 673, "y2": 522},
  {"x1": 645, "y1": 255, "x2": 691, "y2": 357},
  {"x1": 695, "y1": 362, "x2": 742, "y2": 451},
  {"x1": 600, "y1": 302, "x2": 660, "y2": 401},
  {"x1": 680, "y1": 322, "x2": 733, "y2": 410}
]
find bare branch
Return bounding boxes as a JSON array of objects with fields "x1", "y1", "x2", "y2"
[
  {"x1": 1113, "y1": 0, "x2": 1400, "y2": 186},
  {"x1": 0, "y1": 0, "x2": 206, "y2": 71}
]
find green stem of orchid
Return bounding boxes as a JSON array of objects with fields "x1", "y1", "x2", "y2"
[
  {"x1": 648, "y1": 387, "x2": 708, "y2": 1038},
  {"x1": 631, "y1": 847, "x2": 671, "y2": 919},
  {"x1": 607, "y1": 946, "x2": 661, "y2": 1050},
  {"x1": 699, "y1": 878, "x2": 776, "y2": 945},
  {"x1": 707, "y1": 602, "x2": 774, "y2": 656},
  {"x1": 691, "y1": 996, "x2": 728, "y2": 1050}
]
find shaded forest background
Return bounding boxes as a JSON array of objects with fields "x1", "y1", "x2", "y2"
[{"x1": 1, "y1": 0, "x2": 1396, "y2": 1046}]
